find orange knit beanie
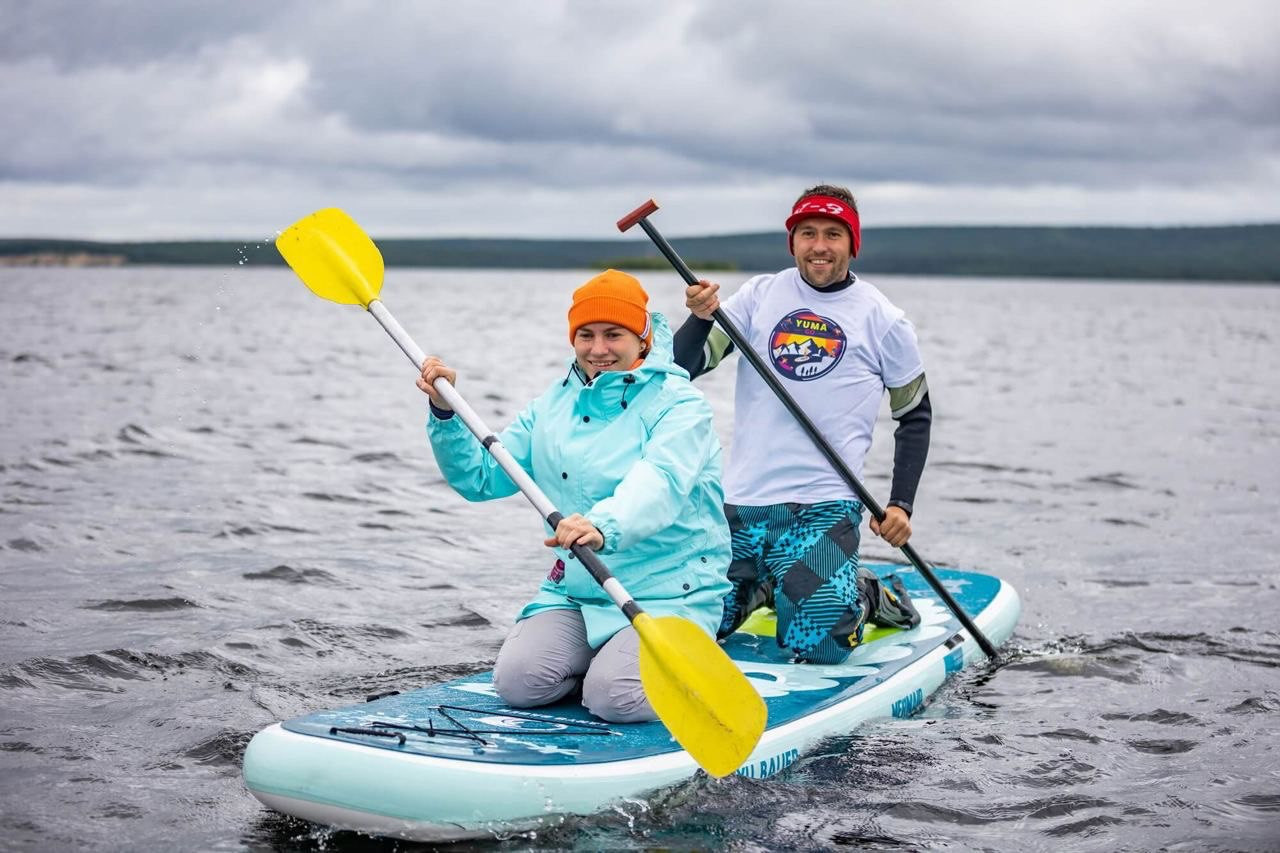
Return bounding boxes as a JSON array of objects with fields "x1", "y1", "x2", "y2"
[{"x1": 567, "y1": 269, "x2": 652, "y2": 346}]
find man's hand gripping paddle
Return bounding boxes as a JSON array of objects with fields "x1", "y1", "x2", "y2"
[
  {"x1": 617, "y1": 199, "x2": 1000, "y2": 661},
  {"x1": 276, "y1": 208, "x2": 767, "y2": 777}
]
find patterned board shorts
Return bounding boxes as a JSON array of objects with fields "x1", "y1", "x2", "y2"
[{"x1": 717, "y1": 500, "x2": 919, "y2": 664}]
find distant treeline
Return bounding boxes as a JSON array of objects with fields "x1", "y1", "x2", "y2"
[{"x1": 2, "y1": 224, "x2": 1277, "y2": 281}]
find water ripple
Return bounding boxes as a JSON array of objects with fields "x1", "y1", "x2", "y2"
[
  {"x1": 1102, "y1": 709, "x2": 1202, "y2": 725},
  {"x1": 241, "y1": 565, "x2": 341, "y2": 585},
  {"x1": 1126, "y1": 738, "x2": 1198, "y2": 755},
  {"x1": 182, "y1": 729, "x2": 255, "y2": 767},
  {"x1": 300, "y1": 492, "x2": 378, "y2": 505},
  {"x1": 1042, "y1": 813, "x2": 1126, "y2": 837},
  {"x1": 83, "y1": 597, "x2": 201, "y2": 612},
  {"x1": 0, "y1": 648, "x2": 259, "y2": 694}
]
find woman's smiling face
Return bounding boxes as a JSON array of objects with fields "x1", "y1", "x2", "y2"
[{"x1": 573, "y1": 322, "x2": 644, "y2": 379}]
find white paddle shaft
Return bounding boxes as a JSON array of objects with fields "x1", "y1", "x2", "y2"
[
  {"x1": 365, "y1": 298, "x2": 633, "y2": 613},
  {"x1": 367, "y1": 299, "x2": 554, "y2": 516}
]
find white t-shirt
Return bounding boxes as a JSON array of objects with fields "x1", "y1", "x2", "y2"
[{"x1": 719, "y1": 268, "x2": 924, "y2": 505}]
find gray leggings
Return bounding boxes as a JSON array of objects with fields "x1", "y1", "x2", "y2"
[{"x1": 491, "y1": 608, "x2": 656, "y2": 724}]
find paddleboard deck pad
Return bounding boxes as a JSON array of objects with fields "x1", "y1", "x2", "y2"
[{"x1": 243, "y1": 564, "x2": 1020, "y2": 841}]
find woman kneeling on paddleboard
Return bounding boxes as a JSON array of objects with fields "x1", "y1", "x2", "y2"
[{"x1": 416, "y1": 270, "x2": 732, "y2": 723}]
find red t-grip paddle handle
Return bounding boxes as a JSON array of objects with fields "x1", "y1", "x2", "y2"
[{"x1": 616, "y1": 199, "x2": 659, "y2": 232}]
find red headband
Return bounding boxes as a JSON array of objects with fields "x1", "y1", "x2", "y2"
[{"x1": 785, "y1": 194, "x2": 861, "y2": 258}]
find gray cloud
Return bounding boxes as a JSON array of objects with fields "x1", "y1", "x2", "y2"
[
  {"x1": 1, "y1": 0, "x2": 1277, "y2": 237},
  {"x1": 0, "y1": 0, "x2": 284, "y2": 68}
]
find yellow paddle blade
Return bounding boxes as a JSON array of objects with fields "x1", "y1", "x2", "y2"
[
  {"x1": 275, "y1": 208, "x2": 384, "y2": 307},
  {"x1": 635, "y1": 614, "x2": 766, "y2": 778}
]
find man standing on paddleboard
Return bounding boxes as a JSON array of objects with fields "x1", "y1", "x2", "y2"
[{"x1": 673, "y1": 184, "x2": 926, "y2": 665}]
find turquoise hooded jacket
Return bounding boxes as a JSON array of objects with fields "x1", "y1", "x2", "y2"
[{"x1": 426, "y1": 313, "x2": 731, "y2": 648}]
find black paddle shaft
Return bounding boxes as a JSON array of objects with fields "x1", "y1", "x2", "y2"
[
  {"x1": 625, "y1": 212, "x2": 1000, "y2": 660},
  {"x1": 546, "y1": 511, "x2": 644, "y2": 623}
]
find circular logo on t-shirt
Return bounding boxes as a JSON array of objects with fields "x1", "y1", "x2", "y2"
[{"x1": 769, "y1": 309, "x2": 846, "y2": 381}]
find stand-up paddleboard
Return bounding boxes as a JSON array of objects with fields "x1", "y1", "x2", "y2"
[{"x1": 243, "y1": 563, "x2": 1019, "y2": 841}]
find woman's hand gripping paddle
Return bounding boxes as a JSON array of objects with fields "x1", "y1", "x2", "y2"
[
  {"x1": 275, "y1": 208, "x2": 766, "y2": 778},
  {"x1": 617, "y1": 199, "x2": 1000, "y2": 661}
]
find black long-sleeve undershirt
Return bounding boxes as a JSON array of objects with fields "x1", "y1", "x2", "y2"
[
  {"x1": 889, "y1": 392, "x2": 930, "y2": 511},
  {"x1": 672, "y1": 314, "x2": 720, "y2": 378}
]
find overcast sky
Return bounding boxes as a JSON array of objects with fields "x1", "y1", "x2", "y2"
[{"x1": 3, "y1": 1, "x2": 1277, "y2": 239}]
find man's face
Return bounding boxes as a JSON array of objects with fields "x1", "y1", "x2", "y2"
[{"x1": 792, "y1": 216, "x2": 852, "y2": 287}]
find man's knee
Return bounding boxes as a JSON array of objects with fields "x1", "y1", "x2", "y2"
[
  {"x1": 795, "y1": 640, "x2": 853, "y2": 665},
  {"x1": 785, "y1": 605, "x2": 865, "y2": 665}
]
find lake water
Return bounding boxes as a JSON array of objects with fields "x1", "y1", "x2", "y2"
[{"x1": 1, "y1": 266, "x2": 1278, "y2": 851}]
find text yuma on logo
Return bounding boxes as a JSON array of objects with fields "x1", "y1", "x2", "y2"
[{"x1": 769, "y1": 309, "x2": 846, "y2": 381}]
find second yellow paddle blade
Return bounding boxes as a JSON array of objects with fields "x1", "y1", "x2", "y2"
[
  {"x1": 636, "y1": 614, "x2": 766, "y2": 778},
  {"x1": 275, "y1": 208, "x2": 384, "y2": 307}
]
